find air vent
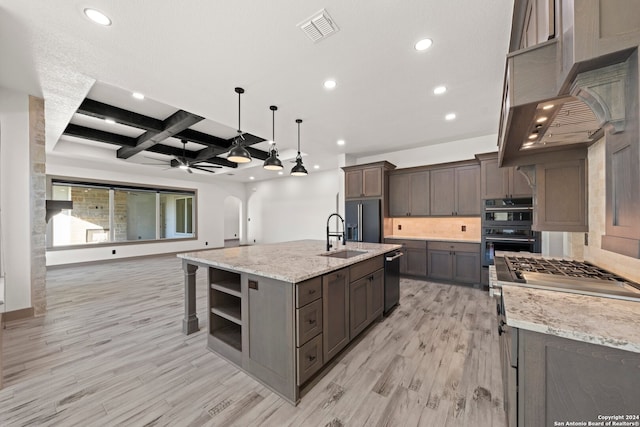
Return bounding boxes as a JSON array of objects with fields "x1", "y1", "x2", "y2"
[{"x1": 298, "y1": 9, "x2": 339, "y2": 43}]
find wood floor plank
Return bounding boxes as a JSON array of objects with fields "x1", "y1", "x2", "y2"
[{"x1": 0, "y1": 255, "x2": 506, "y2": 427}]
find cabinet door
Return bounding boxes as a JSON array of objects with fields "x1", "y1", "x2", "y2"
[
  {"x1": 345, "y1": 170, "x2": 363, "y2": 199},
  {"x1": 388, "y1": 174, "x2": 410, "y2": 217},
  {"x1": 509, "y1": 167, "x2": 533, "y2": 197},
  {"x1": 453, "y1": 251, "x2": 480, "y2": 284},
  {"x1": 349, "y1": 276, "x2": 369, "y2": 338},
  {"x1": 362, "y1": 167, "x2": 383, "y2": 197},
  {"x1": 367, "y1": 269, "x2": 384, "y2": 321},
  {"x1": 322, "y1": 268, "x2": 350, "y2": 362},
  {"x1": 533, "y1": 159, "x2": 587, "y2": 232},
  {"x1": 430, "y1": 168, "x2": 456, "y2": 215},
  {"x1": 481, "y1": 158, "x2": 509, "y2": 199},
  {"x1": 455, "y1": 165, "x2": 481, "y2": 215},
  {"x1": 427, "y1": 250, "x2": 453, "y2": 281},
  {"x1": 405, "y1": 248, "x2": 427, "y2": 277},
  {"x1": 409, "y1": 171, "x2": 430, "y2": 216}
]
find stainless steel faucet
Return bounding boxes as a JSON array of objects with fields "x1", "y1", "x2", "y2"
[{"x1": 326, "y1": 213, "x2": 346, "y2": 251}]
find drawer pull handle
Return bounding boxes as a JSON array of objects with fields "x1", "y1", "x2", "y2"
[{"x1": 307, "y1": 355, "x2": 317, "y2": 362}]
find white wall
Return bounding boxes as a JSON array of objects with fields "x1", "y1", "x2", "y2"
[
  {"x1": 46, "y1": 154, "x2": 246, "y2": 266},
  {"x1": 0, "y1": 87, "x2": 31, "y2": 311},
  {"x1": 224, "y1": 196, "x2": 241, "y2": 240},
  {"x1": 355, "y1": 133, "x2": 499, "y2": 168},
  {"x1": 246, "y1": 169, "x2": 340, "y2": 244}
]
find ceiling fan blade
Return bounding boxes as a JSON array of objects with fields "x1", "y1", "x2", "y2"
[
  {"x1": 190, "y1": 165, "x2": 216, "y2": 174},
  {"x1": 140, "y1": 162, "x2": 170, "y2": 165},
  {"x1": 190, "y1": 163, "x2": 222, "y2": 169}
]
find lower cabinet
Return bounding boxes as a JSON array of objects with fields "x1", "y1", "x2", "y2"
[
  {"x1": 427, "y1": 241, "x2": 480, "y2": 284},
  {"x1": 322, "y1": 268, "x2": 350, "y2": 362},
  {"x1": 349, "y1": 268, "x2": 384, "y2": 338},
  {"x1": 384, "y1": 239, "x2": 427, "y2": 277}
]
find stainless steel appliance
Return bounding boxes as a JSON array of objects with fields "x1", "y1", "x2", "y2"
[
  {"x1": 384, "y1": 251, "x2": 403, "y2": 315},
  {"x1": 345, "y1": 199, "x2": 381, "y2": 243},
  {"x1": 481, "y1": 198, "x2": 540, "y2": 266}
]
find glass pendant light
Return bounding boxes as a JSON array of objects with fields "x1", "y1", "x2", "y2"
[
  {"x1": 290, "y1": 119, "x2": 308, "y2": 176},
  {"x1": 263, "y1": 105, "x2": 283, "y2": 171},
  {"x1": 227, "y1": 87, "x2": 252, "y2": 163}
]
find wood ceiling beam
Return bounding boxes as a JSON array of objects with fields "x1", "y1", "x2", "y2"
[
  {"x1": 77, "y1": 99, "x2": 164, "y2": 131},
  {"x1": 117, "y1": 110, "x2": 204, "y2": 159},
  {"x1": 144, "y1": 145, "x2": 238, "y2": 168},
  {"x1": 63, "y1": 124, "x2": 138, "y2": 147},
  {"x1": 194, "y1": 133, "x2": 269, "y2": 162},
  {"x1": 174, "y1": 129, "x2": 230, "y2": 148}
]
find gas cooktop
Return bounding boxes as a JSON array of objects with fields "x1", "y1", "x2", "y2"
[{"x1": 504, "y1": 256, "x2": 630, "y2": 282}]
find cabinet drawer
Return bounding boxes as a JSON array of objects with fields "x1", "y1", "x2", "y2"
[
  {"x1": 428, "y1": 241, "x2": 479, "y2": 253},
  {"x1": 296, "y1": 299, "x2": 323, "y2": 346},
  {"x1": 296, "y1": 276, "x2": 322, "y2": 308},
  {"x1": 296, "y1": 333, "x2": 323, "y2": 385},
  {"x1": 385, "y1": 239, "x2": 426, "y2": 250},
  {"x1": 350, "y1": 255, "x2": 384, "y2": 282}
]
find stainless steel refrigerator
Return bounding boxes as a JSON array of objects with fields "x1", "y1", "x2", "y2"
[{"x1": 345, "y1": 199, "x2": 381, "y2": 243}]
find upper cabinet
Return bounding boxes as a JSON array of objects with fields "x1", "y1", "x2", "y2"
[
  {"x1": 343, "y1": 162, "x2": 395, "y2": 200},
  {"x1": 478, "y1": 153, "x2": 532, "y2": 199},
  {"x1": 430, "y1": 164, "x2": 480, "y2": 216},
  {"x1": 388, "y1": 170, "x2": 430, "y2": 217}
]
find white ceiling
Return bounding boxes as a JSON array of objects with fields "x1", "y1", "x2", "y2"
[{"x1": 0, "y1": 1, "x2": 513, "y2": 182}]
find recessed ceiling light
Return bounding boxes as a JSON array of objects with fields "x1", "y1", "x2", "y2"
[
  {"x1": 84, "y1": 8, "x2": 112, "y2": 26},
  {"x1": 433, "y1": 85, "x2": 447, "y2": 95},
  {"x1": 536, "y1": 117, "x2": 548, "y2": 123},
  {"x1": 528, "y1": 133, "x2": 538, "y2": 139},
  {"x1": 132, "y1": 92, "x2": 145, "y2": 100},
  {"x1": 249, "y1": 176, "x2": 255, "y2": 180},
  {"x1": 179, "y1": 165, "x2": 189, "y2": 170},
  {"x1": 337, "y1": 139, "x2": 345, "y2": 146},
  {"x1": 414, "y1": 38, "x2": 433, "y2": 51},
  {"x1": 445, "y1": 113, "x2": 456, "y2": 121},
  {"x1": 314, "y1": 165, "x2": 320, "y2": 169},
  {"x1": 105, "y1": 118, "x2": 116, "y2": 124},
  {"x1": 324, "y1": 80, "x2": 337, "y2": 89},
  {"x1": 278, "y1": 171, "x2": 283, "y2": 175},
  {"x1": 542, "y1": 104, "x2": 554, "y2": 110}
]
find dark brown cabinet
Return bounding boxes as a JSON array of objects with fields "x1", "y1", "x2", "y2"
[
  {"x1": 384, "y1": 239, "x2": 427, "y2": 277},
  {"x1": 349, "y1": 268, "x2": 383, "y2": 338},
  {"x1": 388, "y1": 171, "x2": 430, "y2": 216},
  {"x1": 322, "y1": 268, "x2": 349, "y2": 362},
  {"x1": 430, "y1": 165, "x2": 480, "y2": 216},
  {"x1": 479, "y1": 155, "x2": 532, "y2": 199},
  {"x1": 427, "y1": 241, "x2": 480, "y2": 284},
  {"x1": 532, "y1": 158, "x2": 588, "y2": 232},
  {"x1": 343, "y1": 162, "x2": 395, "y2": 199}
]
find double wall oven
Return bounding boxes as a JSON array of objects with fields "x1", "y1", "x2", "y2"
[{"x1": 481, "y1": 198, "x2": 540, "y2": 266}]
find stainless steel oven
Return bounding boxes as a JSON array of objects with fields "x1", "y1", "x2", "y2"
[{"x1": 482, "y1": 198, "x2": 540, "y2": 266}]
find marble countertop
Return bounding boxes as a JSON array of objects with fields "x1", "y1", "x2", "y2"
[
  {"x1": 502, "y1": 284, "x2": 640, "y2": 353},
  {"x1": 385, "y1": 235, "x2": 481, "y2": 243},
  {"x1": 177, "y1": 239, "x2": 402, "y2": 283}
]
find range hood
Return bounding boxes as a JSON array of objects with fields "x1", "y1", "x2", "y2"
[{"x1": 498, "y1": 42, "x2": 635, "y2": 166}]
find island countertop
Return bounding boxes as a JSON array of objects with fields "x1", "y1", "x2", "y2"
[
  {"x1": 502, "y1": 284, "x2": 640, "y2": 353},
  {"x1": 177, "y1": 239, "x2": 401, "y2": 283}
]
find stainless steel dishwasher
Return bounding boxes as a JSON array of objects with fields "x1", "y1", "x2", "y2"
[{"x1": 384, "y1": 251, "x2": 403, "y2": 315}]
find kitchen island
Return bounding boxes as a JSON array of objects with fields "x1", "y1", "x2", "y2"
[{"x1": 177, "y1": 239, "x2": 401, "y2": 404}]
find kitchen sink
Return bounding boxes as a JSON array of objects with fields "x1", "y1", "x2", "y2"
[{"x1": 320, "y1": 250, "x2": 368, "y2": 259}]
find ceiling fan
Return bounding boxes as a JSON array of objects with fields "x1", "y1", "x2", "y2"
[{"x1": 144, "y1": 140, "x2": 222, "y2": 174}]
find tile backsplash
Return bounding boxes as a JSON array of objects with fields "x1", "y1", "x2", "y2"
[{"x1": 388, "y1": 217, "x2": 481, "y2": 241}]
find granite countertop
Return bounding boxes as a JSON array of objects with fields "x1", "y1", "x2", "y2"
[
  {"x1": 177, "y1": 239, "x2": 401, "y2": 283},
  {"x1": 502, "y1": 284, "x2": 640, "y2": 353},
  {"x1": 385, "y1": 235, "x2": 481, "y2": 243}
]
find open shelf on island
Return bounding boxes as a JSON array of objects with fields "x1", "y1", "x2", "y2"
[
  {"x1": 211, "y1": 305, "x2": 241, "y2": 325},
  {"x1": 208, "y1": 267, "x2": 243, "y2": 359},
  {"x1": 211, "y1": 280, "x2": 241, "y2": 298}
]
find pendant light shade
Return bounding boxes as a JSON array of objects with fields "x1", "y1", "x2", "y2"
[
  {"x1": 227, "y1": 87, "x2": 252, "y2": 164},
  {"x1": 291, "y1": 119, "x2": 308, "y2": 176},
  {"x1": 263, "y1": 106, "x2": 283, "y2": 171}
]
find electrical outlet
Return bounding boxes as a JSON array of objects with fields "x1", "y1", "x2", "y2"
[
  {"x1": 205, "y1": 241, "x2": 208, "y2": 246},
  {"x1": 584, "y1": 233, "x2": 589, "y2": 246},
  {"x1": 398, "y1": 224, "x2": 402, "y2": 230},
  {"x1": 461, "y1": 225, "x2": 466, "y2": 232},
  {"x1": 112, "y1": 249, "x2": 116, "y2": 255}
]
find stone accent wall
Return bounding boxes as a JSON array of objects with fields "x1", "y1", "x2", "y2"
[{"x1": 29, "y1": 96, "x2": 46, "y2": 316}]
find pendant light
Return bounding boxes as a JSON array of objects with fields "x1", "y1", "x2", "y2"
[
  {"x1": 291, "y1": 119, "x2": 308, "y2": 176},
  {"x1": 227, "y1": 87, "x2": 252, "y2": 163},
  {"x1": 263, "y1": 106, "x2": 283, "y2": 171}
]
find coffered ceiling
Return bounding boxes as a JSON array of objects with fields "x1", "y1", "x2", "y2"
[{"x1": 0, "y1": 1, "x2": 513, "y2": 182}]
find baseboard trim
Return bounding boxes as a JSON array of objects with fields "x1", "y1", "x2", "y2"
[
  {"x1": 46, "y1": 249, "x2": 220, "y2": 270},
  {"x1": 4, "y1": 307, "x2": 34, "y2": 322}
]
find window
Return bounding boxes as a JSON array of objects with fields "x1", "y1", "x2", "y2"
[{"x1": 49, "y1": 180, "x2": 196, "y2": 247}]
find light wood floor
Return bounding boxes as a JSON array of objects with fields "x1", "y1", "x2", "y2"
[{"x1": 0, "y1": 255, "x2": 506, "y2": 426}]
